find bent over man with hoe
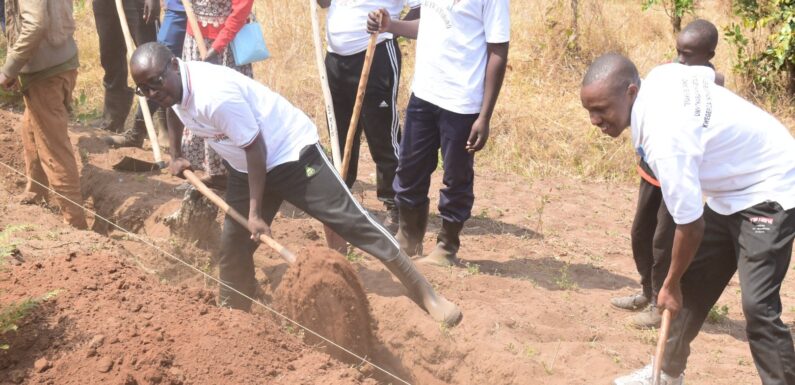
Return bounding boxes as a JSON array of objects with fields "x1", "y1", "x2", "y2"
[
  {"x1": 129, "y1": 42, "x2": 462, "y2": 327},
  {"x1": 580, "y1": 53, "x2": 795, "y2": 385}
]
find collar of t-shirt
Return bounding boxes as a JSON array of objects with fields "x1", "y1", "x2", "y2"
[{"x1": 326, "y1": 0, "x2": 420, "y2": 56}]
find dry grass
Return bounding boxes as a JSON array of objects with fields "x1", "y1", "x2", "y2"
[{"x1": 20, "y1": 0, "x2": 795, "y2": 181}]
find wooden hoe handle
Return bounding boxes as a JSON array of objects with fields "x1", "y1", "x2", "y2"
[
  {"x1": 182, "y1": 0, "x2": 209, "y2": 58},
  {"x1": 183, "y1": 170, "x2": 297, "y2": 264},
  {"x1": 652, "y1": 309, "x2": 673, "y2": 385},
  {"x1": 114, "y1": 0, "x2": 165, "y2": 168}
]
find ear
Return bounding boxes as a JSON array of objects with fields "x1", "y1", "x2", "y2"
[{"x1": 626, "y1": 82, "x2": 639, "y2": 99}]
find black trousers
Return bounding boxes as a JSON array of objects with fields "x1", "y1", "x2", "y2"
[
  {"x1": 218, "y1": 143, "x2": 401, "y2": 310},
  {"x1": 631, "y1": 171, "x2": 675, "y2": 302},
  {"x1": 663, "y1": 202, "x2": 795, "y2": 385},
  {"x1": 92, "y1": 0, "x2": 157, "y2": 131},
  {"x1": 325, "y1": 39, "x2": 402, "y2": 208}
]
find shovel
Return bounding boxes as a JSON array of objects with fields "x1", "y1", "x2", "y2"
[
  {"x1": 183, "y1": 169, "x2": 296, "y2": 264},
  {"x1": 111, "y1": 0, "x2": 167, "y2": 172},
  {"x1": 323, "y1": 12, "x2": 382, "y2": 252},
  {"x1": 652, "y1": 309, "x2": 673, "y2": 385}
]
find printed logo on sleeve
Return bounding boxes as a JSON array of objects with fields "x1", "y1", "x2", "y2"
[{"x1": 212, "y1": 133, "x2": 230, "y2": 143}]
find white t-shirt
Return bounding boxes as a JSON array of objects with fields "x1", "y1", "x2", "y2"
[
  {"x1": 171, "y1": 60, "x2": 319, "y2": 173},
  {"x1": 411, "y1": 0, "x2": 510, "y2": 114},
  {"x1": 631, "y1": 63, "x2": 795, "y2": 224},
  {"x1": 326, "y1": 0, "x2": 421, "y2": 56}
]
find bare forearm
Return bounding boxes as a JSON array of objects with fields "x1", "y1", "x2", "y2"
[
  {"x1": 663, "y1": 217, "x2": 705, "y2": 288},
  {"x1": 386, "y1": 19, "x2": 419, "y2": 39},
  {"x1": 479, "y1": 42, "x2": 509, "y2": 120},
  {"x1": 166, "y1": 109, "x2": 184, "y2": 159},
  {"x1": 245, "y1": 134, "x2": 268, "y2": 220}
]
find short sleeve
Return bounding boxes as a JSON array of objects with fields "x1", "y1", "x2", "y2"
[
  {"x1": 483, "y1": 0, "x2": 510, "y2": 43},
  {"x1": 653, "y1": 155, "x2": 704, "y2": 224},
  {"x1": 209, "y1": 98, "x2": 260, "y2": 149}
]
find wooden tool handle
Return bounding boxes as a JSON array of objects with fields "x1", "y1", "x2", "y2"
[
  {"x1": 114, "y1": 0, "x2": 165, "y2": 167},
  {"x1": 652, "y1": 309, "x2": 673, "y2": 385},
  {"x1": 310, "y1": 0, "x2": 343, "y2": 170},
  {"x1": 182, "y1": 0, "x2": 209, "y2": 58},
  {"x1": 340, "y1": 12, "x2": 381, "y2": 180},
  {"x1": 183, "y1": 170, "x2": 297, "y2": 264}
]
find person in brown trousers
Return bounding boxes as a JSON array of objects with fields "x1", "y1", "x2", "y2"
[{"x1": 0, "y1": 0, "x2": 87, "y2": 229}]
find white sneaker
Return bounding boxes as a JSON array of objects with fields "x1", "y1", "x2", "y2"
[{"x1": 613, "y1": 362, "x2": 684, "y2": 385}]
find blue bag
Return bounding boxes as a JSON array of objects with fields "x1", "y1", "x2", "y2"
[{"x1": 230, "y1": 21, "x2": 270, "y2": 66}]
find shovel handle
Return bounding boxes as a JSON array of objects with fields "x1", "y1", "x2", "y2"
[
  {"x1": 340, "y1": 11, "x2": 381, "y2": 180},
  {"x1": 182, "y1": 0, "x2": 209, "y2": 59},
  {"x1": 652, "y1": 309, "x2": 673, "y2": 385},
  {"x1": 114, "y1": 0, "x2": 165, "y2": 168},
  {"x1": 183, "y1": 170, "x2": 296, "y2": 265},
  {"x1": 309, "y1": 0, "x2": 343, "y2": 170}
]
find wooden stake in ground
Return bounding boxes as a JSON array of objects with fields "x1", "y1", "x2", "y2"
[
  {"x1": 652, "y1": 309, "x2": 673, "y2": 385},
  {"x1": 113, "y1": 0, "x2": 165, "y2": 170},
  {"x1": 183, "y1": 170, "x2": 297, "y2": 264}
]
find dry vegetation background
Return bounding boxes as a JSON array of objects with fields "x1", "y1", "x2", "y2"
[{"x1": 54, "y1": 0, "x2": 795, "y2": 181}]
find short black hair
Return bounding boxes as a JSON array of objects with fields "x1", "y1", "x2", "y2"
[
  {"x1": 582, "y1": 52, "x2": 640, "y2": 91},
  {"x1": 680, "y1": 19, "x2": 719, "y2": 52},
  {"x1": 130, "y1": 42, "x2": 175, "y2": 73}
]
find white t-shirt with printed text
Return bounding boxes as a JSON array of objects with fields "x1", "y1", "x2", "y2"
[
  {"x1": 631, "y1": 63, "x2": 795, "y2": 224},
  {"x1": 411, "y1": 0, "x2": 510, "y2": 114},
  {"x1": 171, "y1": 60, "x2": 319, "y2": 173},
  {"x1": 326, "y1": 0, "x2": 421, "y2": 56}
]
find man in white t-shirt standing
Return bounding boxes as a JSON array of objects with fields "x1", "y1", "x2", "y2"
[
  {"x1": 366, "y1": 0, "x2": 510, "y2": 266},
  {"x1": 317, "y1": 0, "x2": 420, "y2": 233},
  {"x1": 580, "y1": 53, "x2": 795, "y2": 385},
  {"x1": 129, "y1": 42, "x2": 462, "y2": 327}
]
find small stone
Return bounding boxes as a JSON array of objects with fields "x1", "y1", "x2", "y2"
[
  {"x1": 222, "y1": 368, "x2": 233, "y2": 376},
  {"x1": 65, "y1": 252, "x2": 76, "y2": 262},
  {"x1": 33, "y1": 358, "x2": 51, "y2": 373},
  {"x1": 97, "y1": 357, "x2": 114, "y2": 373},
  {"x1": 86, "y1": 348, "x2": 97, "y2": 358},
  {"x1": 89, "y1": 334, "x2": 106, "y2": 349},
  {"x1": 34, "y1": 262, "x2": 43, "y2": 269},
  {"x1": 198, "y1": 306, "x2": 208, "y2": 316}
]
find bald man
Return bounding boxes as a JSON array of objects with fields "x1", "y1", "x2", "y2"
[
  {"x1": 581, "y1": 53, "x2": 795, "y2": 385},
  {"x1": 129, "y1": 42, "x2": 462, "y2": 327},
  {"x1": 676, "y1": 19, "x2": 725, "y2": 86}
]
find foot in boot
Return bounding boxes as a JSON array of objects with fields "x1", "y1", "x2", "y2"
[
  {"x1": 418, "y1": 245, "x2": 459, "y2": 267},
  {"x1": 418, "y1": 220, "x2": 463, "y2": 267},
  {"x1": 613, "y1": 362, "x2": 684, "y2": 385},
  {"x1": 382, "y1": 204, "x2": 399, "y2": 234},
  {"x1": 421, "y1": 291, "x2": 463, "y2": 327},
  {"x1": 610, "y1": 292, "x2": 649, "y2": 311},
  {"x1": 629, "y1": 305, "x2": 662, "y2": 329},
  {"x1": 396, "y1": 203, "x2": 429, "y2": 256},
  {"x1": 18, "y1": 191, "x2": 45, "y2": 205},
  {"x1": 103, "y1": 130, "x2": 144, "y2": 148}
]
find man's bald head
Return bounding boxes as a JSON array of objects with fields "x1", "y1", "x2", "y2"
[
  {"x1": 131, "y1": 42, "x2": 174, "y2": 73},
  {"x1": 582, "y1": 52, "x2": 640, "y2": 92},
  {"x1": 680, "y1": 19, "x2": 718, "y2": 52}
]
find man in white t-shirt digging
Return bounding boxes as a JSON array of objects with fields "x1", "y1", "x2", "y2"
[
  {"x1": 129, "y1": 42, "x2": 462, "y2": 327},
  {"x1": 317, "y1": 0, "x2": 421, "y2": 233},
  {"x1": 580, "y1": 53, "x2": 795, "y2": 385},
  {"x1": 366, "y1": 0, "x2": 510, "y2": 266}
]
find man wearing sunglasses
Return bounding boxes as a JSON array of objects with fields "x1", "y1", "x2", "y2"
[{"x1": 130, "y1": 42, "x2": 463, "y2": 327}]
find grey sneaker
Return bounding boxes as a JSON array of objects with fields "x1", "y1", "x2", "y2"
[
  {"x1": 614, "y1": 362, "x2": 684, "y2": 385},
  {"x1": 611, "y1": 292, "x2": 650, "y2": 311},
  {"x1": 630, "y1": 305, "x2": 663, "y2": 329}
]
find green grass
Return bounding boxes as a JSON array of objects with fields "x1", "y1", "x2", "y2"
[
  {"x1": 1, "y1": 290, "x2": 60, "y2": 350},
  {"x1": 707, "y1": 304, "x2": 729, "y2": 324},
  {"x1": 0, "y1": 224, "x2": 35, "y2": 265}
]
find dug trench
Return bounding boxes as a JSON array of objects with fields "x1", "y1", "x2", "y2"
[{"x1": 1, "y1": 108, "x2": 792, "y2": 384}]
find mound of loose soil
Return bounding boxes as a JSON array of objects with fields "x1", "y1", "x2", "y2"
[
  {"x1": 0, "y1": 247, "x2": 374, "y2": 385},
  {"x1": 274, "y1": 247, "x2": 375, "y2": 363}
]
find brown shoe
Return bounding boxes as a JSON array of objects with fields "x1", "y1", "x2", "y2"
[
  {"x1": 610, "y1": 292, "x2": 649, "y2": 311},
  {"x1": 18, "y1": 191, "x2": 45, "y2": 205},
  {"x1": 629, "y1": 305, "x2": 662, "y2": 329}
]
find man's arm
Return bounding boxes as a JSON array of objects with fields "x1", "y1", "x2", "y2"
[
  {"x1": 165, "y1": 108, "x2": 192, "y2": 177},
  {"x1": 244, "y1": 133, "x2": 271, "y2": 239},
  {"x1": 0, "y1": 0, "x2": 47, "y2": 86},
  {"x1": 466, "y1": 42, "x2": 509, "y2": 153},
  {"x1": 404, "y1": 6, "x2": 420, "y2": 21},
  {"x1": 657, "y1": 217, "x2": 705, "y2": 317},
  {"x1": 367, "y1": 10, "x2": 419, "y2": 39}
]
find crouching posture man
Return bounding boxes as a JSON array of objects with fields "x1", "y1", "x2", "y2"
[
  {"x1": 581, "y1": 53, "x2": 795, "y2": 385},
  {"x1": 129, "y1": 42, "x2": 462, "y2": 327}
]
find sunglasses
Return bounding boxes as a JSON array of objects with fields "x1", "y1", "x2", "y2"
[{"x1": 135, "y1": 61, "x2": 171, "y2": 96}]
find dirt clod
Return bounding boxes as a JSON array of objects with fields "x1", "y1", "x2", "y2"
[
  {"x1": 274, "y1": 247, "x2": 375, "y2": 362},
  {"x1": 33, "y1": 358, "x2": 50, "y2": 373},
  {"x1": 98, "y1": 357, "x2": 114, "y2": 373}
]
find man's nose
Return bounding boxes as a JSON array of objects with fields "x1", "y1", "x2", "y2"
[{"x1": 589, "y1": 113, "x2": 602, "y2": 126}]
